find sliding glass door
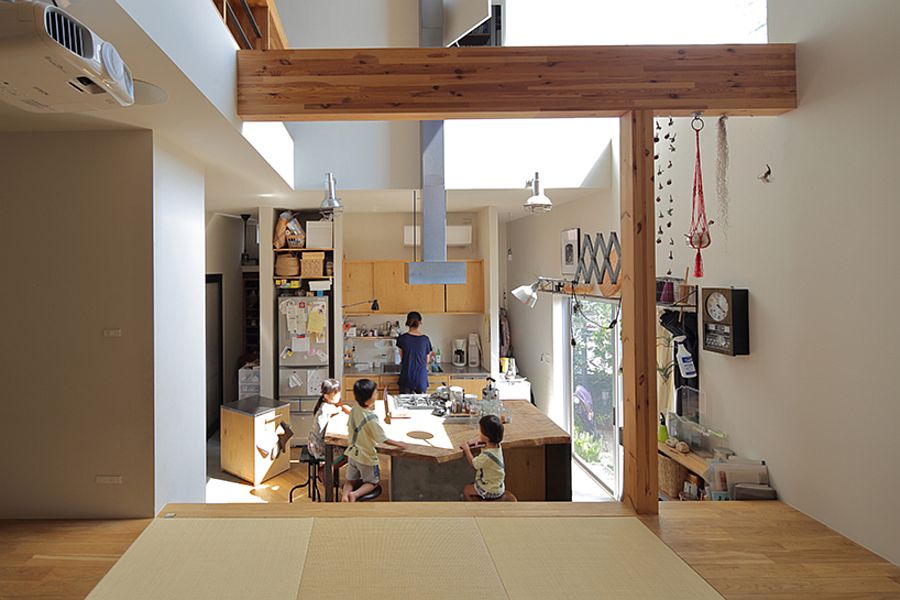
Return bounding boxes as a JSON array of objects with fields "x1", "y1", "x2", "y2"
[{"x1": 568, "y1": 297, "x2": 621, "y2": 496}]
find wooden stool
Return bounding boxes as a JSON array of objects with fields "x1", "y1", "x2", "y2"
[{"x1": 466, "y1": 490, "x2": 518, "y2": 502}]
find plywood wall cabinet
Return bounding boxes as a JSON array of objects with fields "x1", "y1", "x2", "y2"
[
  {"x1": 373, "y1": 261, "x2": 445, "y2": 315},
  {"x1": 344, "y1": 260, "x2": 484, "y2": 315},
  {"x1": 446, "y1": 260, "x2": 485, "y2": 313},
  {"x1": 343, "y1": 261, "x2": 375, "y2": 314}
]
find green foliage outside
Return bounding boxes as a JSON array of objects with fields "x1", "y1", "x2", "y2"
[{"x1": 571, "y1": 299, "x2": 617, "y2": 487}]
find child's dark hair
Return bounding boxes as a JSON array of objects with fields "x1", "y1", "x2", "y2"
[
  {"x1": 479, "y1": 414, "x2": 504, "y2": 445},
  {"x1": 406, "y1": 311, "x2": 422, "y2": 328},
  {"x1": 353, "y1": 378, "x2": 378, "y2": 406},
  {"x1": 313, "y1": 378, "x2": 341, "y2": 415}
]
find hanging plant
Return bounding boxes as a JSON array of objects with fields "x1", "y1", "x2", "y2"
[
  {"x1": 687, "y1": 115, "x2": 711, "y2": 278},
  {"x1": 716, "y1": 115, "x2": 730, "y2": 235}
]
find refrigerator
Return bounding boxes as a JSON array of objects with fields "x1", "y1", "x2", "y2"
[{"x1": 277, "y1": 296, "x2": 330, "y2": 446}]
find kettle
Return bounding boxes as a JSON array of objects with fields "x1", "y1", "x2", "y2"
[{"x1": 481, "y1": 377, "x2": 500, "y2": 403}]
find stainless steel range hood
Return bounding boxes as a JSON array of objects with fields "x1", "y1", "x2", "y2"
[{"x1": 407, "y1": 0, "x2": 467, "y2": 286}]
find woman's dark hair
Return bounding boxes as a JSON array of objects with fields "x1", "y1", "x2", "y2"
[
  {"x1": 405, "y1": 311, "x2": 422, "y2": 328},
  {"x1": 313, "y1": 378, "x2": 341, "y2": 415},
  {"x1": 353, "y1": 378, "x2": 378, "y2": 406},
  {"x1": 479, "y1": 414, "x2": 504, "y2": 445}
]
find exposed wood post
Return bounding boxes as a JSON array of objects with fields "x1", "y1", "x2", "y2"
[{"x1": 619, "y1": 110, "x2": 659, "y2": 514}]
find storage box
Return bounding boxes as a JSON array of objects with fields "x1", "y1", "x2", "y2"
[
  {"x1": 238, "y1": 363, "x2": 260, "y2": 400},
  {"x1": 659, "y1": 453, "x2": 688, "y2": 499},
  {"x1": 306, "y1": 221, "x2": 333, "y2": 249},
  {"x1": 300, "y1": 251, "x2": 325, "y2": 278}
]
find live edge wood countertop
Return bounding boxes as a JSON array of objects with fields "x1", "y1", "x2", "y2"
[{"x1": 324, "y1": 400, "x2": 570, "y2": 464}]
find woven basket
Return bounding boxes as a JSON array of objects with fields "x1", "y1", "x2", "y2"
[
  {"x1": 300, "y1": 256, "x2": 324, "y2": 277},
  {"x1": 275, "y1": 254, "x2": 300, "y2": 277},
  {"x1": 658, "y1": 454, "x2": 688, "y2": 499}
]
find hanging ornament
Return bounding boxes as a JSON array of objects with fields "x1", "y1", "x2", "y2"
[
  {"x1": 716, "y1": 116, "x2": 730, "y2": 235},
  {"x1": 687, "y1": 114, "x2": 711, "y2": 278}
]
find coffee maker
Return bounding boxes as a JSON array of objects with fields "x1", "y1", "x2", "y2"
[{"x1": 452, "y1": 339, "x2": 467, "y2": 368}]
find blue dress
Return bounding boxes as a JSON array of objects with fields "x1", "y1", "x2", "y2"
[{"x1": 396, "y1": 333, "x2": 433, "y2": 393}]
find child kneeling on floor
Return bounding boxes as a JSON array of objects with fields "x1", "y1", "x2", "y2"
[
  {"x1": 461, "y1": 415, "x2": 505, "y2": 501},
  {"x1": 342, "y1": 378, "x2": 406, "y2": 502}
]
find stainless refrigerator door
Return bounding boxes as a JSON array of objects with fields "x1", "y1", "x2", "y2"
[
  {"x1": 277, "y1": 297, "x2": 329, "y2": 367},
  {"x1": 279, "y1": 367, "x2": 329, "y2": 398},
  {"x1": 278, "y1": 368, "x2": 308, "y2": 397}
]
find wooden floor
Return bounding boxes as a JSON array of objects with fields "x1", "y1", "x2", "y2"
[{"x1": 2, "y1": 502, "x2": 898, "y2": 599}]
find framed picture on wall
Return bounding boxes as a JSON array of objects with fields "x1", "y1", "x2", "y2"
[{"x1": 561, "y1": 227, "x2": 580, "y2": 276}]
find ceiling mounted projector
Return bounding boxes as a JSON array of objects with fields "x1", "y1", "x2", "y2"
[{"x1": 0, "y1": 0, "x2": 134, "y2": 113}]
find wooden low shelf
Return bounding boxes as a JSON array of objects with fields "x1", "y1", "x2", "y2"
[{"x1": 658, "y1": 442, "x2": 710, "y2": 480}]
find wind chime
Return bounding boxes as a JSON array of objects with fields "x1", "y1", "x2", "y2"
[
  {"x1": 687, "y1": 114, "x2": 711, "y2": 278},
  {"x1": 654, "y1": 116, "x2": 677, "y2": 277}
]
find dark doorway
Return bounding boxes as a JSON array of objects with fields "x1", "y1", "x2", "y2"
[{"x1": 206, "y1": 274, "x2": 224, "y2": 439}]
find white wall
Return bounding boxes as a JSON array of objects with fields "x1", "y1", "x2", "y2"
[
  {"x1": 506, "y1": 190, "x2": 619, "y2": 424},
  {"x1": 152, "y1": 138, "x2": 207, "y2": 511},
  {"x1": 274, "y1": 0, "x2": 422, "y2": 191},
  {"x1": 205, "y1": 214, "x2": 246, "y2": 405},
  {"x1": 0, "y1": 131, "x2": 155, "y2": 518},
  {"x1": 648, "y1": 0, "x2": 900, "y2": 565}
]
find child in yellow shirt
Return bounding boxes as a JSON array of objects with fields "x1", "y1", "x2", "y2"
[
  {"x1": 342, "y1": 378, "x2": 406, "y2": 502},
  {"x1": 461, "y1": 415, "x2": 505, "y2": 501}
]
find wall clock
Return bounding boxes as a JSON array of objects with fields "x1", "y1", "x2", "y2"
[{"x1": 701, "y1": 287, "x2": 749, "y2": 356}]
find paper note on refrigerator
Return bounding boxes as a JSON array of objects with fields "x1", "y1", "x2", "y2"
[
  {"x1": 288, "y1": 371, "x2": 304, "y2": 389},
  {"x1": 291, "y1": 335, "x2": 309, "y2": 353},
  {"x1": 307, "y1": 302, "x2": 327, "y2": 336},
  {"x1": 307, "y1": 368, "x2": 327, "y2": 396}
]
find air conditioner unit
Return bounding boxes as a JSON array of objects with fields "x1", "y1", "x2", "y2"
[
  {"x1": 0, "y1": 0, "x2": 134, "y2": 113},
  {"x1": 403, "y1": 225, "x2": 472, "y2": 247}
]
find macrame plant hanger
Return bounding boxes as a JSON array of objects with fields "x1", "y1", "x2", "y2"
[{"x1": 688, "y1": 114, "x2": 710, "y2": 277}]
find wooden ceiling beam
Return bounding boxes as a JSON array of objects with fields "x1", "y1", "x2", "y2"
[{"x1": 237, "y1": 44, "x2": 796, "y2": 121}]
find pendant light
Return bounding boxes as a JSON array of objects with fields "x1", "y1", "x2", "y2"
[
  {"x1": 524, "y1": 171, "x2": 552, "y2": 214},
  {"x1": 320, "y1": 172, "x2": 343, "y2": 214}
]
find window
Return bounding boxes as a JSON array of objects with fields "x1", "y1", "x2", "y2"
[{"x1": 567, "y1": 297, "x2": 622, "y2": 496}]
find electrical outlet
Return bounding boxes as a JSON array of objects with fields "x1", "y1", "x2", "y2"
[
  {"x1": 103, "y1": 329, "x2": 123, "y2": 338},
  {"x1": 95, "y1": 475, "x2": 122, "y2": 485},
  {"x1": 540, "y1": 353, "x2": 551, "y2": 364}
]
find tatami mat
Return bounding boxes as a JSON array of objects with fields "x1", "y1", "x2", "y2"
[
  {"x1": 298, "y1": 517, "x2": 507, "y2": 599},
  {"x1": 476, "y1": 516, "x2": 724, "y2": 599},
  {"x1": 86, "y1": 518, "x2": 313, "y2": 600}
]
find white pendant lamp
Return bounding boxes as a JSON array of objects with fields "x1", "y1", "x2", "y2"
[
  {"x1": 321, "y1": 172, "x2": 343, "y2": 213},
  {"x1": 524, "y1": 171, "x2": 552, "y2": 214}
]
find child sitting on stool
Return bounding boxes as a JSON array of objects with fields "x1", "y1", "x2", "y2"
[
  {"x1": 342, "y1": 379, "x2": 407, "y2": 502},
  {"x1": 461, "y1": 415, "x2": 505, "y2": 501},
  {"x1": 308, "y1": 378, "x2": 349, "y2": 481}
]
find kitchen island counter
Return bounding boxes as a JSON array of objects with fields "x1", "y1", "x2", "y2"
[{"x1": 324, "y1": 399, "x2": 571, "y2": 501}]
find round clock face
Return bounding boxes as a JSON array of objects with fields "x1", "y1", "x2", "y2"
[{"x1": 706, "y1": 292, "x2": 729, "y2": 322}]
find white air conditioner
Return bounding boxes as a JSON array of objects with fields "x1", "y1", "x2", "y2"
[
  {"x1": 0, "y1": 0, "x2": 134, "y2": 113},
  {"x1": 403, "y1": 225, "x2": 473, "y2": 247}
]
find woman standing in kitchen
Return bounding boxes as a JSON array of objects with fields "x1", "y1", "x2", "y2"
[{"x1": 396, "y1": 311, "x2": 434, "y2": 394}]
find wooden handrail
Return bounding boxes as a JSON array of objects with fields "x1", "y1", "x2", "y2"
[{"x1": 213, "y1": 0, "x2": 288, "y2": 50}]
